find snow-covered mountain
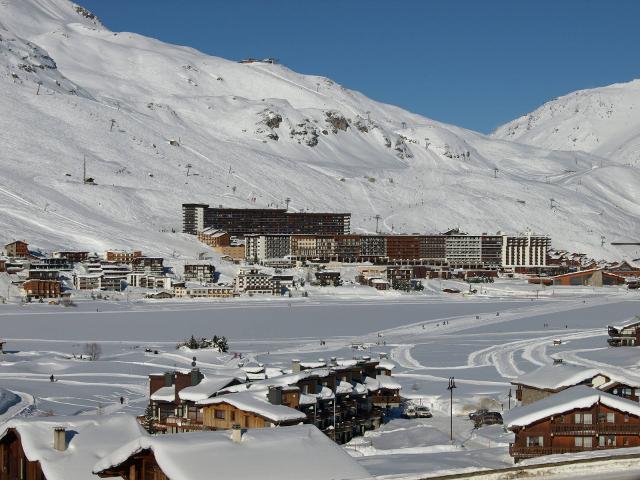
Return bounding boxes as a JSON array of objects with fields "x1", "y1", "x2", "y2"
[
  {"x1": 493, "y1": 79, "x2": 640, "y2": 168},
  {"x1": 0, "y1": 0, "x2": 639, "y2": 260}
]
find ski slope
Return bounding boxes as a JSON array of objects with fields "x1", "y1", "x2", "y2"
[{"x1": 0, "y1": 0, "x2": 639, "y2": 260}]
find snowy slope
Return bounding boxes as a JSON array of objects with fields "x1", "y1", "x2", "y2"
[
  {"x1": 493, "y1": 79, "x2": 640, "y2": 168},
  {"x1": 0, "y1": 0, "x2": 639, "y2": 259}
]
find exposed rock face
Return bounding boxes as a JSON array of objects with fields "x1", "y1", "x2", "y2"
[
  {"x1": 325, "y1": 111, "x2": 349, "y2": 133},
  {"x1": 290, "y1": 120, "x2": 319, "y2": 147}
]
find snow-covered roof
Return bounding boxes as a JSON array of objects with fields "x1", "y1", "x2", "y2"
[
  {"x1": 300, "y1": 361, "x2": 326, "y2": 369},
  {"x1": 178, "y1": 376, "x2": 238, "y2": 402},
  {"x1": 364, "y1": 375, "x2": 402, "y2": 391},
  {"x1": 196, "y1": 391, "x2": 306, "y2": 423},
  {"x1": 336, "y1": 381, "x2": 353, "y2": 394},
  {"x1": 94, "y1": 424, "x2": 370, "y2": 480},
  {"x1": 505, "y1": 386, "x2": 640, "y2": 429},
  {"x1": 376, "y1": 359, "x2": 396, "y2": 371},
  {"x1": 150, "y1": 386, "x2": 175, "y2": 402},
  {"x1": 0, "y1": 415, "x2": 144, "y2": 480},
  {"x1": 511, "y1": 363, "x2": 604, "y2": 391}
]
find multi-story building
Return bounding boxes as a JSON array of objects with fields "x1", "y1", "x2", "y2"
[
  {"x1": 245, "y1": 235, "x2": 291, "y2": 264},
  {"x1": 21, "y1": 279, "x2": 61, "y2": 299},
  {"x1": 334, "y1": 235, "x2": 360, "y2": 263},
  {"x1": 182, "y1": 203, "x2": 208, "y2": 234},
  {"x1": 52, "y1": 251, "x2": 90, "y2": 263},
  {"x1": 127, "y1": 274, "x2": 172, "y2": 290},
  {"x1": 421, "y1": 235, "x2": 447, "y2": 262},
  {"x1": 445, "y1": 234, "x2": 483, "y2": 268},
  {"x1": 386, "y1": 235, "x2": 422, "y2": 263},
  {"x1": 480, "y1": 235, "x2": 503, "y2": 268},
  {"x1": 290, "y1": 234, "x2": 318, "y2": 259},
  {"x1": 132, "y1": 257, "x2": 164, "y2": 275},
  {"x1": 502, "y1": 232, "x2": 551, "y2": 269},
  {"x1": 105, "y1": 250, "x2": 143, "y2": 264},
  {"x1": 234, "y1": 268, "x2": 276, "y2": 295},
  {"x1": 183, "y1": 263, "x2": 216, "y2": 283},
  {"x1": 197, "y1": 228, "x2": 230, "y2": 247},
  {"x1": 359, "y1": 235, "x2": 386, "y2": 262},
  {"x1": 4, "y1": 241, "x2": 28, "y2": 258},
  {"x1": 183, "y1": 205, "x2": 351, "y2": 237}
]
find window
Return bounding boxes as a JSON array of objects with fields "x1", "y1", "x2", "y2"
[
  {"x1": 575, "y1": 413, "x2": 592, "y2": 424},
  {"x1": 607, "y1": 412, "x2": 615, "y2": 423},
  {"x1": 231, "y1": 411, "x2": 236, "y2": 422},
  {"x1": 574, "y1": 437, "x2": 583, "y2": 447},
  {"x1": 214, "y1": 409, "x2": 225, "y2": 420},
  {"x1": 599, "y1": 435, "x2": 616, "y2": 447},
  {"x1": 583, "y1": 436, "x2": 593, "y2": 448},
  {"x1": 526, "y1": 436, "x2": 543, "y2": 447},
  {"x1": 244, "y1": 416, "x2": 250, "y2": 428}
]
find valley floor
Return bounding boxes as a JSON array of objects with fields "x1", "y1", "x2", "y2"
[{"x1": 0, "y1": 290, "x2": 638, "y2": 478}]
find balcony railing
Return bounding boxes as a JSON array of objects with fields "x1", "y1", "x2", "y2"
[
  {"x1": 551, "y1": 423, "x2": 640, "y2": 435},
  {"x1": 509, "y1": 445, "x2": 581, "y2": 458}
]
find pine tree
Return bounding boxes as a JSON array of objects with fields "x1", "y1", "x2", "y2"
[{"x1": 143, "y1": 404, "x2": 157, "y2": 434}]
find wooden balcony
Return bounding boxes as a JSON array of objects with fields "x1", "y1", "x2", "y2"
[
  {"x1": 551, "y1": 423, "x2": 640, "y2": 435},
  {"x1": 509, "y1": 444, "x2": 581, "y2": 459}
]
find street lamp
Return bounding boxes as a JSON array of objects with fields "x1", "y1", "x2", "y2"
[
  {"x1": 447, "y1": 377, "x2": 456, "y2": 442},
  {"x1": 507, "y1": 388, "x2": 513, "y2": 410}
]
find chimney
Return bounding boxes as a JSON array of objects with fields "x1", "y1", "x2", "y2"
[
  {"x1": 190, "y1": 368, "x2": 202, "y2": 386},
  {"x1": 231, "y1": 424, "x2": 242, "y2": 443},
  {"x1": 292, "y1": 359, "x2": 301, "y2": 374},
  {"x1": 164, "y1": 371, "x2": 174, "y2": 387},
  {"x1": 330, "y1": 357, "x2": 337, "y2": 366},
  {"x1": 267, "y1": 386, "x2": 283, "y2": 405},
  {"x1": 53, "y1": 427, "x2": 67, "y2": 452}
]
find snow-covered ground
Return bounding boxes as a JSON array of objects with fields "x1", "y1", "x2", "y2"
[{"x1": 0, "y1": 288, "x2": 639, "y2": 478}]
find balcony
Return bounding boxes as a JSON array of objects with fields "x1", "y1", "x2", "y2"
[
  {"x1": 551, "y1": 423, "x2": 640, "y2": 435},
  {"x1": 509, "y1": 444, "x2": 581, "y2": 458}
]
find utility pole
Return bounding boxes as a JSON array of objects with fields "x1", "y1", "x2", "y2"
[
  {"x1": 507, "y1": 388, "x2": 512, "y2": 410},
  {"x1": 83, "y1": 155, "x2": 86, "y2": 183},
  {"x1": 447, "y1": 377, "x2": 456, "y2": 442},
  {"x1": 374, "y1": 214, "x2": 381, "y2": 234},
  {"x1": 110, "y1": 119, "x2": 116, "y2": 132},
  {"x1": 493, "y1": 168, "x2": 499, "y2": 178},
  {"x1": 285, "y1": 197, "x2": 291, "y2": 211},
  {"x1": 36, "y1": 82, "x2": 42, "y2": 95}
]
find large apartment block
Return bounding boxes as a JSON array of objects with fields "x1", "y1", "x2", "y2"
[
  {"x1": 182, "y1": 205, "x2": 351, "y2": 236},
  {"x1": 244, "y1": 232, "x2": 550, "y2": 268}
]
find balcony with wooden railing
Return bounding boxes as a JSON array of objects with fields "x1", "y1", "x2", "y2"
[
  {"x1": 551, "y1": 423, "x2": 640, "y2": 435},
  {"x1": 509, "y1": 444, "x2": 581, "y2": 458}
]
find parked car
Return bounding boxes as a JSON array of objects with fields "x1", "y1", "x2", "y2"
[
  {"x1": 402, "y1": 403, "x2": 432, "y2": 419},
  {"x1": 468, "y1": 409, "x2": 488, "y2": 420}
]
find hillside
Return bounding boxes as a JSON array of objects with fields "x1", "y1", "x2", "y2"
[
  {"x1": 0, "y1": 0, "x2": 639, "y2": 260},
  {"x1": 492, "y1": 79, "x2": 640, "y2": 168}
]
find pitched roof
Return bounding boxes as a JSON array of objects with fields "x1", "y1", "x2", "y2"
[
  {"x1": 196, "y1": 391, "x2": 306, "y2": 423},
  {"x1": 0, "y1": 415, "x2": 144, "y2": 480},
  {"x1": 510, "y1": 363, "x2": 604, "y2": 391},
  {"x1": 94, "y1": 424, "x2": 370, "y2": 480},
  {"x1": 504, "y1": 385, "x2": 640, "y2": 429},
  {"x1": 178, "y1": 376, "x2": 239, "y2": 402}
]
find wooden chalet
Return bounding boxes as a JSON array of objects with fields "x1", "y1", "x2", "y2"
[
  {"x1": 607, "y1": 261, "x2": 640, "y2": 278},
  {"x1": 93, "y1": 425, "x2": 369, "y2": 480},
  {"x1": 506, "y1": 386, "x2": 640, "y2": 462},
  {"x1": 608, "y1": 319, "x2": 640, "y2": 347},
  {"x1": 512, "y1": 362, "x2": 611, "y2": 405},
  {"x1": 4, "y1": 241, "x2": 28, "y2": 258},
  {"x1": 197, "y1": 228, "x2": 230, "y2": 247},
  {"x1": 0, "y1": 415, "x2": 143, "y2": 480}
]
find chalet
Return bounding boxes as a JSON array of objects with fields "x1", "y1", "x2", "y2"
[
  {"x1": 608, "y1": 319, "x2": 640, "y2": 347},
  {"x1": 93, "y1": 425, "x2": 370, "y2": 480},
  {"x1": 26, "y1": 268, "x2": 59, "y2": 281},
  {"x1": 183, "y1": 263, "x2": 215, "y2": 282},
  {"x1": 551, "y1": 269, "x2": 626, "y2": 287},
  {"x1": 512, "y1": 363, "x2": 610, "y2": 405},
  {"x1": 315, "y1": 270, "x2": 341, "y2": 286},
  {"x1": 506, "y1": 386, "x2": 640, "y2": 462},
  {"x1": 0, "y1": 415, "x2": 144, "y2": 480},
  {"x1": 364, "y1": 375, "x2": 402, "y2": 408},
  {"x1": 21, "y1": 279, "x2": 61, "y2": 299},
  {"x1": 4, "y1": 241, "x2": 28, "y2": 258},
  {"x1": 149, "y1": 369, "x2": 243, "y2": 432},
  {"x1": 73, "y1": 272, "x2": 102, "y2": 290},
  {"x1": 198, "y1": 390, "x2": 307, "y2": 429},
  {"x1": 145, "y1": 291, "x2": 174, "y2": 300},
  {"x1": 369, "y1": 278, "x2": 390, "y2": 290},
  {"x1": 607, "y1": 260, "x2": 640, "y2": 279}
]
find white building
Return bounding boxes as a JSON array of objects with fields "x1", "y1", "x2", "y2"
[
  {"x1": 501, "y1": 232, "x2": 550, "y2": 268},
  {"x1": 234, "y1": 268, "x2": 276, "y2": 294},
  {"x1": 245, "y1": 235, "x2": 291, "y2": 264}
]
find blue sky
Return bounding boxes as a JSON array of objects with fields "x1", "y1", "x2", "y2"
[{"x1": 79, "y1": 0, "x2": 640, "y2": 133}]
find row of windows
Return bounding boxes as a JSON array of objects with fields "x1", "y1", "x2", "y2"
[{"x1": 527, "y1": 435, "x2": 629, "y2": 448}]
